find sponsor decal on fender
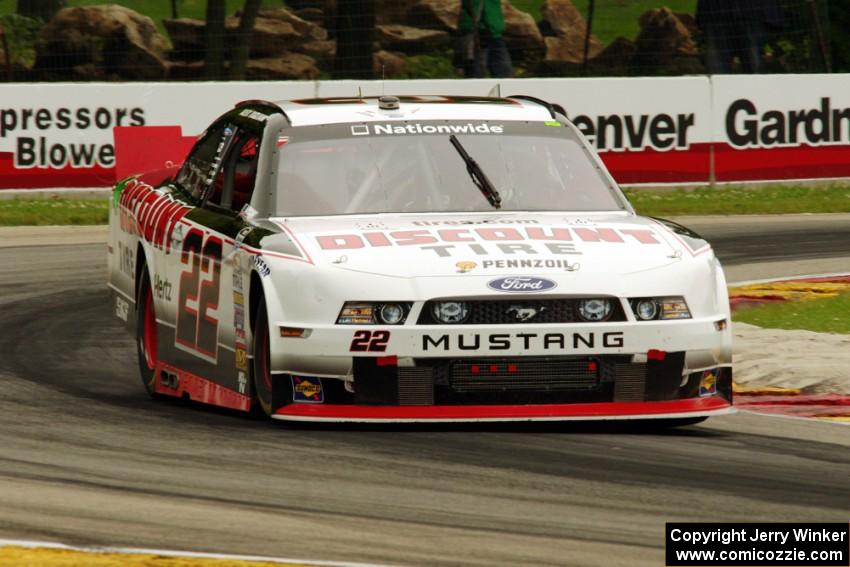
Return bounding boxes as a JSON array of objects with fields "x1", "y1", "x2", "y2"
[
  {"x1": 114, "y1": 296, "x2": 129, "y2": 322},
  {"x1": 235, "y1": 345, "x2": 248, "y2": 371},
  {"x1": 488, "y1": 276, "x2": 557, "y2": 293},
  {"x1": 117, "y1": 178, "x2": 191, "y2": 253},
  {"x1": 292, "y1": 376, "x2": 324, "y2": 403},
  {"x1": 699, "y1": 369, "x2": 718, "y2": 397}
]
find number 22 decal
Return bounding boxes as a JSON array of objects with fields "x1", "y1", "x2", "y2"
[
  {"x1": 349, "y1": 330, "x2": 390, "y2": 352},
  {"x1": 176, "y1": 229, "x2": 223, "y2": 360}
]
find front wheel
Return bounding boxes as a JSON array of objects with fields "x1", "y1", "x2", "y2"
[
  {"x1": 136, "y1": 268, "x2": 158, "y2": 397},
  {"x1": 252, "y1": 297, "x2": 274, "y2": 418}
]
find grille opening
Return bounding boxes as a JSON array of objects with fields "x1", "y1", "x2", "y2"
[{"x1": 418, "y1": 298, "x2": 626, "y2": 325}]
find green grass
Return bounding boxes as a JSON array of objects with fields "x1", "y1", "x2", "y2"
[
  {"x1": 0, "y1": 0, "x2": 279, "y2": 35},
  {"x1": 624, "y1": 184, "x2": 850, "y2": 217},
  {"x1": 733, "y1": 291, "x2": 850, "y2": 334},
  {"x1": 1, "y1": 183, "x2": 849, "y2": 226},
  {"x1": 0, "y1": 198, "x2": 109, "y2": 226}
]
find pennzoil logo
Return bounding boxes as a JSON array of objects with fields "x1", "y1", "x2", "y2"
[
  {"x1": 456, "y1": 261, "x2": 477, "y2": 273},
  {"x1": 292, "y1": 376, "x2": 324, "y2": 403}
]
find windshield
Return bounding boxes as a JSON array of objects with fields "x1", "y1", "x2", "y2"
[{"x1": 274, "y1": 121, "x2": 626, "y2": 216}]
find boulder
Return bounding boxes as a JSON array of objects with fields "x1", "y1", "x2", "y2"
[
  {"x1": 166, "y1": 60, "x2": 205, "y2": 80},
  {"x1": 374, "y1": 50, "x2": 407, "y2": 77},
  {"x1": 163, "y1": 18, "x2": 205, "y2": 61},
  {"x1": 298, "y1": 39, "x2": 336, "y2": 61},
  {"x1": 632, "y1": 7, "x2": 697, "y2": 72},
  {"x1": 166, "y1": 11, "x2": 326, "y2": 61},
  {"x1": 502, "y1": 1, "x2": 545, "y2": 65},
  {"x1": 540, "y1": 0, "x2": 583, "y2": 36},
  {"x1": 254, "y1": 7, "x2": 328, "y2": 41},
  {"x1": 375, "y1": 24, "x2": 450, "y2": 53},
  {"x1": 226, "y1": 16, "x2": 302, "y2": 58},
  {"x1": 293, "y1": 7, "x2": 325, "y2": 25},
  {"x1": 375, "y1": 0, "x2": 409, "y2": 25},
  {"x1": 245, "y1": 53, "x2": 319, "y2": 80},
  {"x1": 591, "y1": 36, "x2": 635, "y2": 69},
  {"x1": 35, "y1": 5, "x2": 168, "y2": 80},
  {"x1": 405, "y1": 0, "x2": 459, "y2": 32},
  {"x1": 539, "y1": 0, "x2": 601, "y2": 63}
]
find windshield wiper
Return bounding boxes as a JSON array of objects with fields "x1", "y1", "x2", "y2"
[{"x1": 449, "y1": 134, "x2": 502, "y2": 209}]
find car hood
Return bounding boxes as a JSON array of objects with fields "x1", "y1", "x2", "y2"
[{"x1": 265, "y1": 212, "x2": 710, "y2": 278}]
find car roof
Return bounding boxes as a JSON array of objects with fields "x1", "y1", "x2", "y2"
[{"x1": 270, "y1": 95, "x2": 556, "y2": 127}]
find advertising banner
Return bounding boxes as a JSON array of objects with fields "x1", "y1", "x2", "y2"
[
  {"x1": 1, "y1": 75, "x2": 847, "y2": 190},
  {"x1": 711, "y1": 74, "x2": 850, "y2": 181}
]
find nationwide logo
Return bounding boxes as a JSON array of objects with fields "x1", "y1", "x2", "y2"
[
  {"x1": 487, "y1": 276, "x2": 557, "y2": 293},
  {"x1": 351, "y1": 123, "x2": 505, "y2": 136}
]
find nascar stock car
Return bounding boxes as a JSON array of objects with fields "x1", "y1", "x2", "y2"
[{"x1": 107, "y1": 94, "x2": 733, "y2": 424}]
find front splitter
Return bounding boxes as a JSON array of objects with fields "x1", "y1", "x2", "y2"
[{"x1": 272, "y1": 397, "x2": 734, "y2": 423}]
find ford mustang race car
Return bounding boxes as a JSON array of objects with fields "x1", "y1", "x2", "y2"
[{"x1": 107, "y1": 94, "x2": 733, "y2": 424}]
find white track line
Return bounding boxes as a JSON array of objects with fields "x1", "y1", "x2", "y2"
[{"x1": 0, "y1": 539, "x2": 396, "y2": 567}]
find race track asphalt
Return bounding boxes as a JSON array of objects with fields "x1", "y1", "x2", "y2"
[{"x1": 0, "y1": 216, "x2": 848, "y2": 567}]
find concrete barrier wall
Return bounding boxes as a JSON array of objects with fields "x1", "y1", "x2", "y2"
[{"x1": 1, "y1": 75, "x2": 848, "y2": 190}]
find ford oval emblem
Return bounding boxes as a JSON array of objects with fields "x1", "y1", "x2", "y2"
[{"x1": 487, "y1": 276, "x2": 557, "y2": 293}]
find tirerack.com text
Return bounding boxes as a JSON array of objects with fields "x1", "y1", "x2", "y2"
[{"x1": 666, "y1": 523, "x2": 849, "y2": 567}]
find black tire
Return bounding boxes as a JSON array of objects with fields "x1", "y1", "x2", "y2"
[
  {"x1": 136, "y1": 267, "x2": 158, "y2": 397},
  {"x1": 638, "y1": 416, "x2": 709, "y2": 430},
  {"x1": 252, "y1": 297, "x2": 274, "y2": 418}
]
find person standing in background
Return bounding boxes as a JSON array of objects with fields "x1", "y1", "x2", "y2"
[
  {"x1": 696, "y1": 0, "x2": 784, "y2": 74},
  {"x1": 456, "y1": 0, "x2": 513, "y2": 78}
]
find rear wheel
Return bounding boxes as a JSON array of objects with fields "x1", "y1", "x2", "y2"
[
  {"x1": 136, "y1": 268, "x2": 158, "y2": 397},
  {"x1": 252, "y1": 297, "x2": 274, "y2": 418}
]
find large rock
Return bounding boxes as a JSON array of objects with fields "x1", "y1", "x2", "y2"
[
  {"x1": 591, "y1": 36, "x2": 635, "y2": 70},
  {"x1": 374, "y1": 50, "x2": 407, "y2": 77},
  {"x1": 376, "y1": 24, "x2": 450, "y2": 53},
  {"x1": 254, "y1": 7, "x2": 328, "y2": 41},
  {"x1": 245, "y1": 53, "x2": 319, "y2": 80},
  {"x1": 166, "y1": 60, "x2": 205, "y2": 81},
  {"x1": 163, "y1": 18, "x2": 205, "y2": 61},
  {"x1": 405, "y1": 0, "x2": 459, "y2": 32},
  {"x1": 35, "y1": 5, "x2": 168, "y2": 80},
  {"x1": 632, "y1": 7, "x2": 697, "y2": 72},
  {"x1": 226, "y1": 16, "x2": 302, "y2": 58},
  {"x1": 299, "y1": 39, "x2": 335, "y2": 61},
  {"x1": 540, "y1": 0, "x2": 602, "y2": 63},
  {"x1": 166, "y1": 8, "x2": 328, "y2": 62},
  {"x1": 502, "y1": 0, "x2": 545, "y2": 65},
  {"x1": 375, "y1": 0, "x2": 409, "y2": 25}
]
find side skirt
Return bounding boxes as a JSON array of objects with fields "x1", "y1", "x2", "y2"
[{"x1": 154, "y1": 362, "x2": 252, "y2": 412}]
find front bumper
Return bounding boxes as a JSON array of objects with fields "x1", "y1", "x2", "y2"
[
  {"x1": 272, "y1": 317, "x2": 731, "y2": 377},
  {"x1": 272, "y1": 397, "x2": 734, "y2": 423}
]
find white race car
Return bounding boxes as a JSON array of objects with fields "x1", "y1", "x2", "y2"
[{"x1": 107, "y1": 94, "x2": 733, "y2": 424}]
